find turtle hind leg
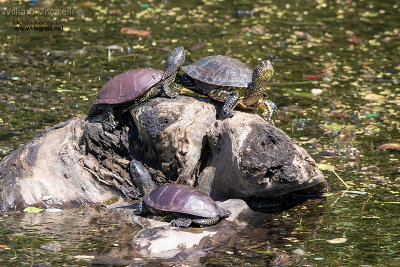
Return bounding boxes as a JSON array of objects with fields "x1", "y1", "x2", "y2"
[
  {"x1": 191, "y1": 216, "x2": 220, "y2": 227},
  {"x1": 170, "y1": 218, "x2": 192, "y2": 228},
  {"x1": 208, "y1": 89, "x2": 240, "y2": 119},
  {"x1": 257, "y1": 99, "x2": 277, "y2": 124},
  {"x1": 87, "y1": 104, "x2": 117, "y2": 131}
]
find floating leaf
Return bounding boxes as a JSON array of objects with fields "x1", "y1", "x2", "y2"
[
  {"x1": 377, "y1": 143, "x2": 400, "y2": 150},
  {"x1": 120, "y1": 28, "x2": 151, "y2": 36},
  {"x1": 324, "y1": 123, "x2": 342, "y2": 134},
  {"x1": 363, "y1": 93, "x2": 385, "y2": 102},
  {"x1": 189, "y1": 41, "x2": 207, "y2": 51},
  {"x1": 332, "y1": 101, "x2": 344, "y2": 107},
  {"x1": 311, "y1": 88, "x2": 323, "y2": 96},
  {"x1": 332, "y1": 112, "x2": 346, "y2": 118},
  {"x1": 349, "y1": 37, "x2": 363, "y2": 44},
  {"x1": 74, "y1": 255, "x2": 95, "y2": 260},
  {"x1": 78, "y1": 1, "x2": 96, "y2": 7},
  {"x1": 295, "y1": 92, "x2": 314, "y2": 98},
  {"x1": 304, "y1": 74, "x2": 323, "y2": 79},
  {"x1": 365, "y1": 112, "x2": 379, "y2": 118},
  {"x1": 327, "y1": 238, "x2": 347, "y2": 244},
  {"x1": 23, "y1": 207, "x2": 44, "y2": 213},
  {"x1": 318, "y1": 163, "x2": 335, "y2": 171}
]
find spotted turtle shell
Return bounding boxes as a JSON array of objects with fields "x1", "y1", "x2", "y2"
[
  {"x1": 93, "y1": 68, "x2": 164, "y2": 105},
  {"x1": 144, "y1": 183, "x2": 224, "y2": 218},
  {"x1": 181, "y1": 55, "x2": 252, "y2": 87}
]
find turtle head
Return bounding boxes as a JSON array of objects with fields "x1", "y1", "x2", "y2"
[
  {"x1": 129, "y1": 160, "x2": 156, "y2": 196},
  {"x1": 165, "y1": 46, "x2": 185, "y2": 73},
  {"x1": 252, "y1": 60, "x2": 274, "y2": 83}
]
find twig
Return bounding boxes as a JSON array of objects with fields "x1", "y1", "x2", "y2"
[
  {"x1": 361, "y1": 194, "x2": 372, "y2": 213},
  {"x1": 330, "y1": 190, "x2": 347, "y2": 207},
  {"x1": 332, "y1": 169, "x2": 349, "y2": 189}
]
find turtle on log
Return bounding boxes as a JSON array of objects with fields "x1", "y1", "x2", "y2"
[
  {"x1": 130, "y1": 160, "x2": 230, "y2": 228},
  {"x1": 177, "y1": 55, "x2": 277, "y2": 123},
  {"x1": 88, "y1": 46, "x2": 185, "y2": 131}
]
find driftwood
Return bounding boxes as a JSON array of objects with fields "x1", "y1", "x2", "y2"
[{"x1": 0, "y1": 96, "x2": 326, "y2": 211}]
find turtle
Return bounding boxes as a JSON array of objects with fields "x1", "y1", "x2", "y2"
[
  {"x1": 130, "y1": 160, "x2": 230, "y2": 227},
  {"x1": 176, "y1": 55, "x2": 277, "y2": 123},
  {"x1": 88, "y1": 46, "x2": 185, "y2": 131}
]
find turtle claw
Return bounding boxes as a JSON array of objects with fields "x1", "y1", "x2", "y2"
[
  {"x1": 218, "y1": 108, "x2": 234, "y2": 120},
  {"x1": 266, "y1": 118, "x2": 275, "y2": 126},
  {"x1": 170, "y1": 218, "x2": 192, "y2": 228},
  {"x1": 169, "y1": 92, "x2": 178, "y2": 98}
]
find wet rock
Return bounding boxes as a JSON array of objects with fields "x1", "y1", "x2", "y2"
[
  {"x1": 271, "y1": 251, "x2": 292, "y2": 266},
  {"x1": 292, "y1": 248, "x2": 308, "y2": 256},
  {"x1": 133, "y1": 227, "x2": 216, "y2": 258},
  {"x1": 42, "y1": 241, "x2": 62, "y2": 252},
  {"x1": 122, "y1": 198, "x2": 268, "y2": 260}
]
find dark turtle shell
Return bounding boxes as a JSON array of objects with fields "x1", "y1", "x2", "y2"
[
  {"x1": 181, "y1": 55, "x2": 252, "y2": 87},
  {"x1": 93, "y1": 68, "x2": 164, "y2": 105},
  {"x1": 144, "y1": 183, "x2": 224, "y2": 218}
]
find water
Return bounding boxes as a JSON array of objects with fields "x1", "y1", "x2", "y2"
[{"x1": 0, "y1": 0, "x2": 399, "y2": 265}]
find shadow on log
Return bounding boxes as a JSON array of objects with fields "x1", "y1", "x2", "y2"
[{"x1": 0, "y1": 96, "x2": 326, "y2": 211}]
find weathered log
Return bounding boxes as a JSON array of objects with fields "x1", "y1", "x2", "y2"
[
  {"x1": 0, "y1": 118, "x2": 133, "y2": 211},
  {"x1": 132, "y1": 96, "x2": 326, "y2": 199},
  {"x1": 0, "y1": 96, "x2": 326, "y2": 211}
]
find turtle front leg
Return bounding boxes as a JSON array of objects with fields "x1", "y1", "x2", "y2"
[
  {"x1": 134, "y1": 200, "x2": 149, "y2": 215},
  {"x1": 170, "y1": 218, "x2": 192, "y2": 228},
  {"x1": 191, "y1": 216, "x2": 220, "y2": 227},
  {"x1": 162, "y1": 80, "x2": 178, "y2": 98},
  {"x1": 175, "y1": 73, "x2": 195, "y2": 88},
  {"x1": 208, "y1": 89, "x2": 240, "y2": 119},
  {"x1": 102, "y1": 105, "x2": 117, "y2": 132},
  {"x1": 257, "y1": 99, "x2": 277, "y2": 124}
]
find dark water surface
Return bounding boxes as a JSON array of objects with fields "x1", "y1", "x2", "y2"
[{"x1": 0, "y1": 0, "x2": 399, "y2": 265}]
